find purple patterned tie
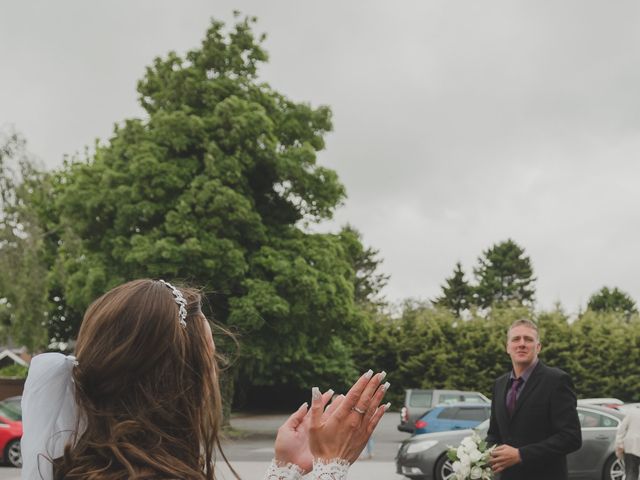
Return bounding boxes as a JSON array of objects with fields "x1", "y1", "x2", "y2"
[{"x1": 507, "y1": 377, "x2": 523, "y2": 416}]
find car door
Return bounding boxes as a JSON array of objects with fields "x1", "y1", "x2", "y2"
[{"x1": 567, "y1": 407, "x2": 619, "y2": 478}]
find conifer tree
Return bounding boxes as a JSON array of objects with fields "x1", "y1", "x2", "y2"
[
  {"x1": 434, "y1": 261, "x2": 472, "y2": 317},
  {"x1": 587, "y1": 286, "x2": 637, "y2": 316},
  {"x1": 473, "y1": 239, "x2": 535, "y2": 308}
]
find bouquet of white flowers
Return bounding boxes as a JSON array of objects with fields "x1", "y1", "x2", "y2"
[{"x1": 447, "y1": 432, "x2": 495, "y2": 480}]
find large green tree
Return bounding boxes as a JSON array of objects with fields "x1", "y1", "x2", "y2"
[
  {"x1": 587, "y1": 286, "x2": 637, "y2": 316},
  {"x1": 473, "y1": 239, "x2": 535, "y2": 308},
  {"x1": 39, "y1": 16, "x2": 370, "y2": 398},
  {"x1": 0, "y1": 131, "x2": 50, "y2": 351},
  {"x1": 433, "y1": 261, "x2": 473, "y2": 317}
]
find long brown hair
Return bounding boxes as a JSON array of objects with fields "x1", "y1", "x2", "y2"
[{"x1": 53, "y1": 279, "x2": 229, "y2": 479}]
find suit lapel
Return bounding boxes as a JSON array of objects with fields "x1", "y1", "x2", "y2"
[
  {"x1": 511, "y1": 361, "x2": 543, "y2": 419},
  {"x1": 496, "y1": 374, "x2": 511, "y2": 430}
]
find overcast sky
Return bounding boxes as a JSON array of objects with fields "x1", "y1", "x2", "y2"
[{"x1": 2, "y1": 0, "x2": 640, "y2": 314}]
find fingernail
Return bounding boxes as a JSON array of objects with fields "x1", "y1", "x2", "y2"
[
  {"x1": 301, "y1": 402, "x2": 308, "y2": 409},
  {"x1": 312, "y1": 387, "x2": 321, "y2": 400},
  {"x1": 326, "y1": 389, "x2": 335, "y2": 397},
  {"x1": 378, "y1": 371, "x2": 387, "y2": 381},
  {"x1": 364, "y1": 369, "x2": 374, "y2": 379},
  {"x1": 384, "y1": 402, "x2": 391, "y2": 411},
  {"x1": 382, "y1": 381, "x2": 391, "y2": 391}
]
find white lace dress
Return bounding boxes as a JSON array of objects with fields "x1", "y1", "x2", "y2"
[{"x1": 263, "y1": 458, "x2": 350, "y2": 480}]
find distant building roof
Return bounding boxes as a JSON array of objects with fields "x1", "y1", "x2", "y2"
[{"x1": 0, "y1": 350, "x2": 28, "y2": 367}]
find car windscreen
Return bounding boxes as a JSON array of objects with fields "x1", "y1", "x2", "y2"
[
  {"x1": 455, "y1": 407, "x2": 490, "y2": 421},
  {"x1": 437, "y1": 407, "x2": 459, "y2": 419},
  {"x1": 460, "y1": 394, "x2": 489, "y2": 404},
  {"x1": 0, "y1": 401, "x2": 21, "y2": 421}
]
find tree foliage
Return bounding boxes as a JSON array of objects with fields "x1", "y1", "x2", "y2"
[
  {"x1": 338, "y1": 225, "x2": 389, "y2": 307},
  {"x1": 34, "y1": 16, "x2": 378, "y2": 396},
  {"x1": 0, "y1": 131, "x2": 50, "y2": 351},
  {"x1": 587, "y1": 286, "x2": 637, "y2": 316},
  {"x1": 358, "y1": 304, "x2": 640, "y2": 407},
  {"x1": 473, "y1": 239, "x2": 535, "y2": 308},
  {"x1": 433, "y1": 261, "x2": 473, "y2": 317}
]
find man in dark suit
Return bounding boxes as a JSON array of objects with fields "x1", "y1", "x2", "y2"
[{"x1": 487, "y1": 319, "x2": 581, "y2": 480}]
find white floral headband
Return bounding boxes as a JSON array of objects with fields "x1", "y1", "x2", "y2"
[{"x1": 159, "y1": 279, "x2": 188, "y2": 327}]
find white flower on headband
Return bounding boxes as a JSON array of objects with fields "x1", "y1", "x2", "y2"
[{"x1": 159, "y1": 280, "x2": 188, "y2": 327}]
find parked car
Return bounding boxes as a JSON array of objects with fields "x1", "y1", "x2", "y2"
[
  {"x1": 578, "y1": 398, "x2": 624, "y2": 410},
  {"x1": 0, "y1": 396, "x2": 22, "y2": 419},
  {"x1": 0, "y1": 398, "x2": 22, "y2": 467},
  {"x1": 619, "y1": 402, "x2": 640, "y2": 414},
  {"x1": 413, "y1": 403, "x2": 491, "y2": 435},
  {"x1": 396, "y1": 405, "x2": 624, "y2": 480},
  {"x1": 398, "y1": 389, "x2": 490, "y2": 433}
]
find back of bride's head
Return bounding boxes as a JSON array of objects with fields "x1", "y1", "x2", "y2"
[{"x1": 54, "y1": 279, "x2": 221, "y2": 480}]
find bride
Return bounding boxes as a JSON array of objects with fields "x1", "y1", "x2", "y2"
[{"x1": 21, "y1": 279, "x2": 390, "y2": 479}]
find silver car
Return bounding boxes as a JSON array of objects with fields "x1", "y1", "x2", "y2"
[{"x1": 396, "y1": 405, "x2": 625, "y2": 480}]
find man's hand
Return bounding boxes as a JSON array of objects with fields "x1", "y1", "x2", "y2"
[{"x1": 490, "y1": 445, "x2": 522, "y2": 473}]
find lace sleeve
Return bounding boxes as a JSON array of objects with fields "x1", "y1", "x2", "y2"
[
  {"x1": 310, "y1": 458, "x2": 350, "y2": 480},
  {"x1": 263, "y1": 459, "x2": 305, "y2": 480}
]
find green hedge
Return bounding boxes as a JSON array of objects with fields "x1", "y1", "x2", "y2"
[
  {"x1": 356, "y1": 304, "x2": 640, "y2": 408},
  {"x1": 0, "y1": 364, "x2": 28, "y2": 379}
]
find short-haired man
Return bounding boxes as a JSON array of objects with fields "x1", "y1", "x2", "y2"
[{"x1": 487, "y1": 319, "x2": 582, "y2": 480}]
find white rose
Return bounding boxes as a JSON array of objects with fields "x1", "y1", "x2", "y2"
[
  {"x1": 462, "y1": 436, "x2": 476, "y2": 450},
  {"x1": 470, "y1": 466, "x2": 483, "y2": 479},
  {"x1": 469, "y1": 449, "x2": 482, "y2": 463}
]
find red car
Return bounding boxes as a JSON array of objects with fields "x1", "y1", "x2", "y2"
[{"x1": 0, "y1": 398, "x2": 22, "y2": 467}]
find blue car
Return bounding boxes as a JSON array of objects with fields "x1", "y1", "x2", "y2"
[{"x1": 413, "y1": 402, "x2": 491, "y2": 435}]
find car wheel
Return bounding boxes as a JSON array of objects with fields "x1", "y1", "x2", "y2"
[
  {"x1": 434, "y1": 453, "x2": 456, "y2": 480},
  {"x1": 4, "y1": 439, "x2": 21, "y2": 468},
  {"x1": 602, "y1": 454, "x2": 625, "y2": 480}
]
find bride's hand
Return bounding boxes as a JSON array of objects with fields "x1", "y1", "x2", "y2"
[
  {"x1": 274, "y1": 390, "x2": 333, "y2": 473},
  {"x1": 309, "y1": 370, "x2": 390, "y2": 463}
]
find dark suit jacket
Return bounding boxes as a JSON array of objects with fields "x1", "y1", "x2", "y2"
[{"x1": 486, "y1": 361, "x2": 582, "y2": 480}]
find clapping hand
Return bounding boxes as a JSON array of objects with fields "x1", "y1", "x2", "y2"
[
  {"x1": 274, "y1": 390, "x2": 334, "y2": 473},
  {"x1": 309, "y1": 370, "x2": 390, "y2": 463}
]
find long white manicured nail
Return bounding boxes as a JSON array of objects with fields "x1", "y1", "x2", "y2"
[
  {"x1": 383, "y1": 402, "x2": 391, "y2": 411},
  {"x1": 382, "y1": 382, "x2": 391, "y2": 391},
  {"x1": 300, "y1": 402, "x2": 308, "y2": 410},
  {"x1": 326, "y1": 389, "x2": 334, "y2": 397},
  {"x1": 312, "y1": 387, "x2": 321, "y2": 400},
  {"x1": 379, "y1": 371, "x2": 387, "y2": 381},
  {"x1": 364, "y1": 369, "x2": 374, "y2": 379}
]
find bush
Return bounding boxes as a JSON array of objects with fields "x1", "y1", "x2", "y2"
[{"x1": 0, "y1": 364, "x2": 28, "y2": 378}]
